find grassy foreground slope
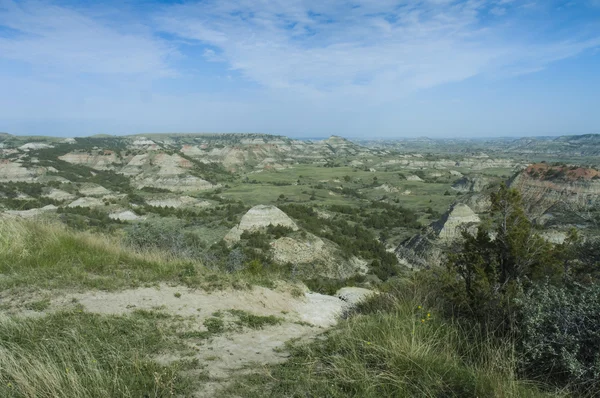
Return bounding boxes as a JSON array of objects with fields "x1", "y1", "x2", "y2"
[
  {"x1": 0, "y1": 218, "x2": 562, "y2": 397},
  {"x1": 0, "y1": 310, "x2": 195, "y2": 397},
  {"x1": 225, "y1": 281, "x2": 562, "y2": 398},
  {"x1": 0, "y1": 218, "x2": 274, "y2": 292}
]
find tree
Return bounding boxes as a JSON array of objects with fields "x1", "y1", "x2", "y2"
[{"x1": 446, "y1": 184, "x2": 561, "y2": 329}]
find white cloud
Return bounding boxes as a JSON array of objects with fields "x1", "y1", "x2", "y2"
[
  {"x1": 0, "y1": 0, "x2": 599, "y2": 137},
  {"x1": 156, "y1": 0, "x2": 599, "y2": 100},
  {"x1": 0, "y1": 0, "x2": 176, "y2": 76}
]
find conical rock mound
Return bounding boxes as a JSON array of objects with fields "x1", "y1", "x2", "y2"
[
  {"x1": 224, "y1": 205, "x2": 298, "y2": 245},
  {"x1": 433, "y1": 203, "x2": 480, "y2": 241}
]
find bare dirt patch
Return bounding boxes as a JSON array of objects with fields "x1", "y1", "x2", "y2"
[{"x1": 44, "y1": 283, "x2": 360, "y2": 397}]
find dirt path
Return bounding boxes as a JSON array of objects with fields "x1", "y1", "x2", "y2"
[{"x1": 46, "y1": 284, "x2": 373, "y2": 396}]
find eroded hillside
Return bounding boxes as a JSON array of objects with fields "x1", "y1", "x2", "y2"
[{"x1": 2, "y1": 132, "x2": 600, "y2": 397}]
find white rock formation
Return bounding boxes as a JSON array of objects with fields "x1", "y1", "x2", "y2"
[
  {"x1": 43, "y1": 189, "x2": 76, "y2": 201},
  {"x1": 433, "y1": 203, "x2": 480, "y2": 242},
  {"x1": 3, "y1": 205, "x2": 57, "y2": 218},
  {"x1": 109, "y1": 210, "x2": 141, "y2": 221},
  {"x1": 0, "y1": 161, "x2": 40, "y2": 182},
  {"x1": 146, "y1": 196, "x2": 210, "y2": 208},
  {"x1": 374, "y1": 184, "x2": 399, "y2": 193},
  {"x1": 224, "y1": 205, "x2": 298, "y2": 245},
  {"x1": 68, "y1": 197, "x2": 103, "y2": 208},
  {"x1": 451, "y1": 176, "x2": 491, "y2": 193},
  {"x1": 59, "y1": 151, "x2": 121, "y2": 170},
  {"x1": 19, "y1": 142, "x2": 53, "y2": 151},
  {"x1": 406, "y1": 174, "x2": 423, "y2": 181},
  {"x1": 79, "y1": 184, "x2": 111, "y2": 196}
]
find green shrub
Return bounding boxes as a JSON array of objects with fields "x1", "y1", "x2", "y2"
[
  {"x1": 444, "y1": 185, "x2": 562, "y2": 332},
  {"x1": 519, "y1": 282, "x2": 600, "y2": 393},
  {"x1": 125, "y1": 220, "x2": 204, "y2": 258}
]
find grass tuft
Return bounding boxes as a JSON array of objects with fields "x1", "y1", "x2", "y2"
[{"x1": 0, "y1": 309, "x2": 195, "y2": 397}]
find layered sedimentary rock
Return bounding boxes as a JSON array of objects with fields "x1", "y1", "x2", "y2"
[
  {"x1": 43, "y1": 189, "x2": 76, "y2": 201},
  {"x1": 270, "y1": 234, "x2": 368, "y2": 279},
  {"x1": 510, "y1": 164, "x2": 600, "y2": 225},
  {"x1": 109, "y1": 210, "x2": 141, "y2": 221},
  {"x1": 67, "y1": 197, "x2": 104, "y2": 208},
  {"x1": 224, "y1": 205, "x2": 298, "y2": 245},
  {"x1": 0, "y1": 161, "x2": 41, "y2": 182},
  {"x1": 59, "y1": 151, "x2": 121, "y2": 170},
  {"x1": 451, "y1": 176, "x2": 491, "y2": 193},
  {"x1": 396, "y1": 203, "x2": 481, "y2": 268},
  {"x1": 432, "y1": 203, "x2": 480, "y2": 242}
]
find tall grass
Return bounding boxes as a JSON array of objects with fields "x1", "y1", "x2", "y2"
[
  {"x1": 0, "y1": 217, "x2": 183, "y2": 290},
  {"x1": 0, "y1": 217, "x2": 277, "y2": 291},
  {"x1": 0, "y1": 309, "x2": 194, "y2": 397},
  {"x1": 225, "y1": 279, "x2": 565, "y2": 397}
]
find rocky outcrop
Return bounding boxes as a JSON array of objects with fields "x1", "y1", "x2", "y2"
[
  {"x1": 135, "y1": 175, "x2": 217, "y2": 192},
  {"x1": 374, "y1": 184, "x2": 399, "y2": 193},
  {"x1": 43, "y1": 189, "x2": 76, "y2": 201},
  {"x1": 67, "y1": 197, "x2": 104, "y2": 208},
  {"x1": 432, "y1": 203, "x2": 480, "y2": 242},
  {"x1": 0, "y1": 161, "x2": 44, "y2": 182},
  {"x1": 459, "y1": 193, "x2": 492, "y2": 213},
  {"x1": 396, "y1": 203, "x2": 480, "y2": 268},
  {"x1": 510, "y1": 164, "x2": 600, "y2": 225},
  {"x1": 3, "y1": 205, "x2": 57, "y2": 218},
  {"x1": 224, "y1": 205, "x2": 299, "y2": 245},
  {"x1": 109, "y1": 210, "x2": 141, "y2": 221},
  {"x1": 377, "y1": 157, "x2": 522, "y2": 171},
  {"x1": 269, "y1": 234, "x2": 368, "y2": 279},
  {"x1": 146, "y1": 196, "x2": 210, "y2": 208},
  {"x1": 59, "y1": 151, "x2": 121, "y2": 170},
  {"x1": 451, "y1": 176, "x2": 491, "y2": 193},
  {"x1": 19, "y1": 142, "x2": 53, "y2": 151},
  {"x1": 78, "y1": 184, "x2": 111, "y2": 197},
  {"x1": 129, "y1": 153, "x2": 219, "y2": 192}
]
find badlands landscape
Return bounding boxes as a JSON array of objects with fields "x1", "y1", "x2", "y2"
[{"x1": 1, "y1": 132, "x2": 600, "y2": 397}]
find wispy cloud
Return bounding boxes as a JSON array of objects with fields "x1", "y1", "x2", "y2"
[
  {"x1": 156, "y1": 0, "x2": 600, "y2": 99},
  {"x1": 0, "y1": 0, "x2": 176, "y2": 76},
  {"x1": 0, "y1": 0, "x2": 598, "y2": 137}
]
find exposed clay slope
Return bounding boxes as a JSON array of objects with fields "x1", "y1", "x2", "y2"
[
  {"x1": 396, "y1": 203, "x2": 481, "y2": 268},
  {"x1": 271, "y1": 233, "x2": 368, "y2": 279},
  {"x1": 510, "y1": 164, "x2": 600, "y2": 224},
  {"x1": 224, "y1": 205, "x2": 299, "y2": 244},
  {"x1": 42, "y1": 283, "x2": 373, "y2": 396}
]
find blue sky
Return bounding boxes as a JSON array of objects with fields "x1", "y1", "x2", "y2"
[{"x1": 0, "y1": 0, "x2": 599, "y2": 138}]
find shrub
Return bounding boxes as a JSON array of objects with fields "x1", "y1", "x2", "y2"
[
  {"x1": 445, "y1": 185, "x2": 562, "y2": 331},
  {"x1": 125, "y1": 221, "x2": 204, "y2": 259},
  {"x1": 519, "y1": 282, "x2": 600, "y2": 393}
]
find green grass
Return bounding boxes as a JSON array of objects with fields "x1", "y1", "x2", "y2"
[
  {"x1": 0, "y1": 218, "x2": 281, "y2": 293},
  {"x1": 0, "y1": 309, "x2": 196, "y2": 398},
  {"x1": 200, "y1": 310, "x2": 282, "y2": 337},
  {"x1": 223, "y1": 279, "x2": 564, "y2": 398},
  {"x1": 223, "y1": 163, "x2": 457, "y2": 214},
  {"x1": 24, "y1": 299, "x2": 51, "y2": 312},
  {"x1": 227, "y1": 309, "x2": 283, "y2": 329}
]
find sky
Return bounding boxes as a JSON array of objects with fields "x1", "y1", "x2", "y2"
[{"x1": 0, "y1": 0, "x2": 599, "y2": 138}]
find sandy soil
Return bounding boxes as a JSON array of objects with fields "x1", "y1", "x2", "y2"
[{"x1": 42, "y1": 284, "x2": 370, "y2": 396}]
